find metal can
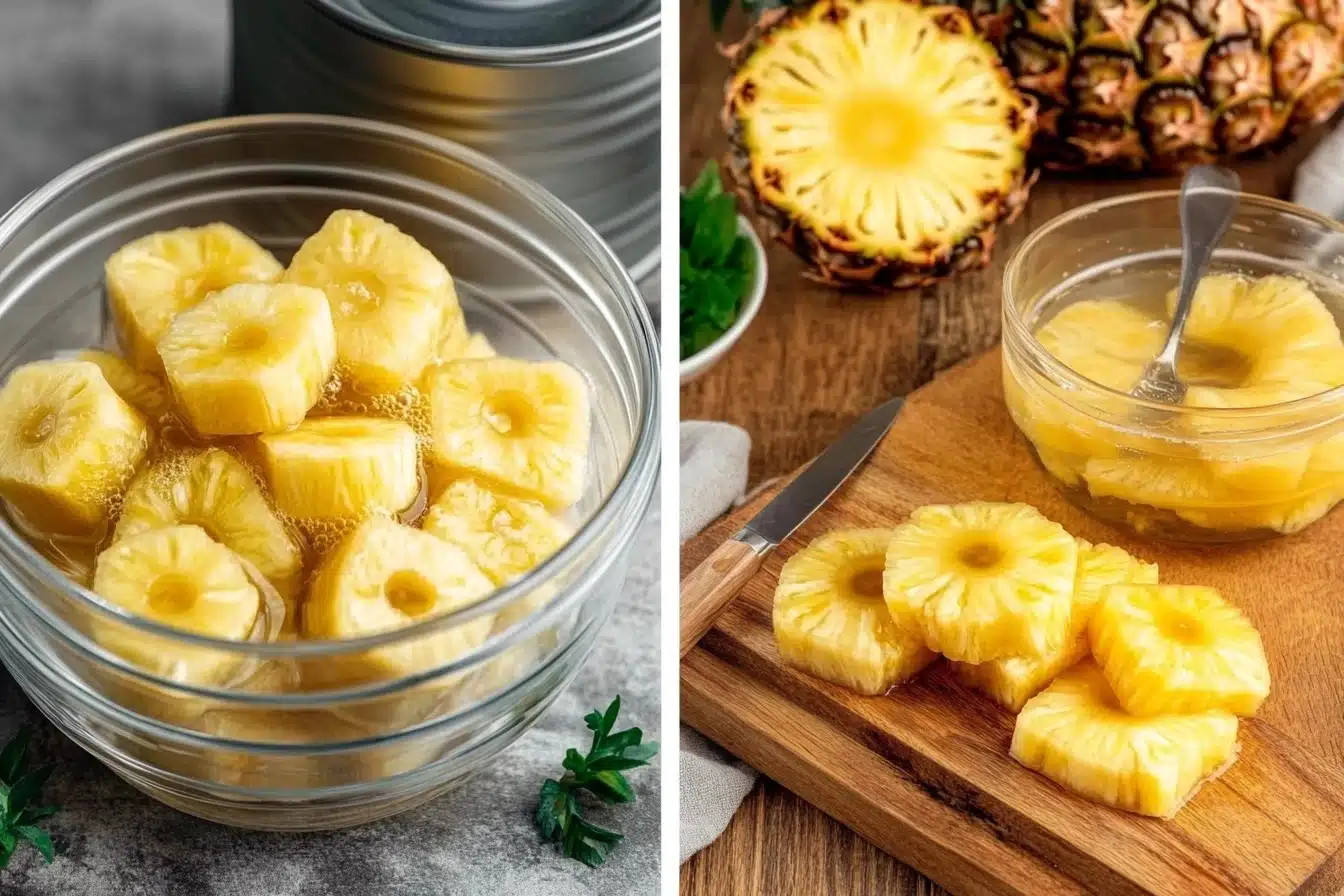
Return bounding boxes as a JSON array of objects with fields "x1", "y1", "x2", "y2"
[{"x1": 228, "y1": 0, "x2": 660, "y2": 286}]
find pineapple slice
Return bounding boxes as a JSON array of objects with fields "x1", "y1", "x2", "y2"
[
  {"x1": 1011, "y1": 662, "x2": 1239, "y2": 818},
  {"x1": 114, "y1": 448, "x2": 303, "y2": 602},
  {"x1": 283, "y1": 209, "x2": 463, "y2": 391},
  {"x1": 956, "y1": 541, "x2": 1157, "y2": 712},
  {"x1": 774, "y1": 529, "x2": 935, "y2": 696},
  {"x1": 1090, "y1": 584, "x2": 1271, "y2": 717},
  {"x1": 259, "y1": 416, "x2": 419, "y2": 521},
  {"x1": 884, "y1": 503, "x2": 1077, "y2": 663},
  {"x1": 77, "y1": 350, "x2": 173, "y2": 422},
  {"x1": 158, "y1": 283, "x2": 336, "y2": 435},
  {"x1": 1170, "y1": 274, "x2": 1343, "y2": 367},
  {"x1": 1081, "y1": 455, "x2": 1229, "y2": 513},
  {"x1": 105, "y1": 223, "x2": 283, "y2": 371},
  {"x1": 426, "y1": 358, "x2": 590, "y2": 510},
  {"x1": 303, "y1": 516, "x2": 496, "y2": 687},
  {"x1": 1036, "y1": 300, "x2": 1164, "y2": 393},
  {"x1": 0, "y1": 360, "x2": 148, "y2": 534},
  {"x1": 421, "y1": 477, "x2": 570, "y2": 587},
  {"x1": 91, "y1": 524, "x2": 261, "y2": 684}
]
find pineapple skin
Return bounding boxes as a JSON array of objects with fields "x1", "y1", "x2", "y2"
[
  {"x1": 774, "y1": 529, "x2": 935, "y2": 697},
  {"x1": 1090, "y1": 584, "x2": 1271, "y2": 717},
  {"x1": 91, "y1": 524, "x2": 262, "y2": 685},
  {"x1": 1011, "y1": 662, "x2": 1239, "y2": 818},
  {"x1": 426, "y1": 358, "x2": 590, "y2": 510},
  {"x1": 0, "y1": 360, "x2": 149, "y2": 534},
  {"x1": 421, "y1": 477, "x2": 571, "y2": 586},
  {"x1": 105, "y1": 223, "x2": 283, "y2": 371},
  {"x1": 884, "y1": 503, "x2": 1078, "y2": 664},
  {"x1": 157, "y1": 283, "x2": 337, "y2": 436},
  {"x1": 259, "y1": 416, "x2": 420, "y2": 520}
]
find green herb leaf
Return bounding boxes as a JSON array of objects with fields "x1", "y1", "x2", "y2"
[
  {"x1": 0, "y1": 728, "x2": 60, "y2": 870},
  {"x1": 534, "y1": 696, "x2": 658, "y2": 868},
  {"x1": 0, "y1": 729, "x2": 31, "y2": 786},
  {"x1": 7, "y1": 766, "x2": 52, "y2": 824},
  {"x1": 0, "y1": 831, "x2": 15, "y2": 871},
  {"x1": 14, "y1": 826, "x2": 53, "y2": 864},
  {"x1": 681, "y1": 162, "x2": 756, "y2": 361}
]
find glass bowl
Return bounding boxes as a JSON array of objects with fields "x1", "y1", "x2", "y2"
[
  {"x1": 0, "y1": 115, "x2": 659, "y2": 829},
  {"x1": 1002, "y1": 191, "x2": 1344, "y2": 543}
]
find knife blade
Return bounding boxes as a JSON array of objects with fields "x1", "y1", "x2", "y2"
[{"x1": 680, "y1": 396, "x2": 905, "y2": 658}]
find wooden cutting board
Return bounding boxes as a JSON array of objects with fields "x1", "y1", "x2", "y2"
[{"x1": 681, "y1": 348, "x2": 1344, "y2": 896}]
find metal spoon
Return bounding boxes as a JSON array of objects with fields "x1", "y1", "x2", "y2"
[{"x1": 1131, "y1": 165, "x2": 1242, "y2": 406}]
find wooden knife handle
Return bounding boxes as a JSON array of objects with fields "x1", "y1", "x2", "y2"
[{"x1": 680, "y1": 535, "x2": 769, "y2": 658}]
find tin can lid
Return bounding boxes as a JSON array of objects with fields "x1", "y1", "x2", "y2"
[{"x1": 336, "y1": 0, "x2": 652, "y2": 48}]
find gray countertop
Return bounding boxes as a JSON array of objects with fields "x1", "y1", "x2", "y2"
[{"x1": 0, "y1": 3, "x2": 662, "y2": 894}]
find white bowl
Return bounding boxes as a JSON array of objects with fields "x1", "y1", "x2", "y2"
[{"x1": 679, "y1": 216, "x2": 768, "y2": 384}]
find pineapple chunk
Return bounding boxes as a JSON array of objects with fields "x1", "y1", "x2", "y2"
[
  {"x1": 303, "y1": 516, "x2": 496, "y2": 686},
  {"x1": 956, "y1": 541, "x2": 1158, "y2": 712},
  {"x1": 884, "y1": 503, "x2": 1077, "y2": 663},
  {"x1": 114, "y1": 448, "x2": 303, "y2": 603},
  {"x1": 421, "y1": 477, "x2": 570, "y2": 586},
  {"x1": 283, "y1": 209, "x2": 462, "y2": 391},
  {"x1": 78, "y1": 350, "x2": 173, "y2": 421},
  {"x1": 426, "y1": 358, "x2": 590, "y2": 510},
  {"x1": 774, "y1": 529, "x2": 935, "y2": 696},
  {"x1": 0, "y1": 360, "x2": 148, "y2": 534},
  {"x1": 259, "y1": 416, "x2": 419, "y2": 520},
  {"x1": 92, "y1": 524, "x2": 261, "y2": 684},
  {"x1": 1011, "y1": 662, "x2": 1239, "y2": 818},
  {"x1": 1090, "y1": 584, "x2": 1270, "y2": 717},
  {"x1": 158, "y1": 283, "x2": 336, "y2": 435},
  {"x1": 105, "y1": 223, "x2": 283, "y2": 371},
  {"x1": 462, "y1": 332, "x2": 496, "y2": 359}
]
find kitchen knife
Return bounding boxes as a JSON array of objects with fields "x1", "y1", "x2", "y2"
[{"x1": 679, "y1": 396, "x2": 905, "y2": 658}]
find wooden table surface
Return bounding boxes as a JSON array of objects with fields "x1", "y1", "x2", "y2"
[{"x1": 678, "y1": 2, "x2": 1330, "y2": 893}]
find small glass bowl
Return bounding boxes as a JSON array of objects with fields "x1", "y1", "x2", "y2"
[
  {"x1": 1002, "y1": 192, "x2": 1344, "y2": 543},
  {"x1": 0, "y1": 115, "x2": 659, "y2": 829}
]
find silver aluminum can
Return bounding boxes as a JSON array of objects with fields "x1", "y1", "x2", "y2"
[{"x1": 228, "y1": 0, "x2": 660, "y2": 286}]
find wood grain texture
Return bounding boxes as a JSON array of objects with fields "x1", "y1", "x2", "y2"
[
  {"x1": 681, "y1": 537, "x2": 765, "y2": 657},
  {"x1": 682, "y1": 351, "x2": 1344, "y2": 895}
]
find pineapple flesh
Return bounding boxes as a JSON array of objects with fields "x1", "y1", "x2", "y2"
[
  {"x1": 105, "y1": 223, "x2": 283, "y2": 371},
  {"x1": 259, "y1": 416, "x2": 420, "y2": 521},
  {"x1": 1011, "y1": 662, "x2": 1239, "y2": 818},
  {"x1": 92, "y1": 524, "x2": 262, "y2": 685},
  {"x1": 957, "y1": 541, "x2": 1158, "y2": 712},
  {"x1": 722, "y1": 0, "x2": 1037, "y2": 289},
  {"x1": 78, "y1": 350, "x2": 173, "y2": 422},
  {"x1": 0, "y1": 360, "x2": 148, "y2": 534},
  {"x1": 421, "y1": 477, "x2": 571, "y2": 587},
  {"x1": 884, "y1": 503, "x2": 1077, "y2": 663},
  {"x1": 114, "y1": 448, "x2": 303, "y2": 604},
  {"x1": 283, "y1": 209, "x2": 463, "y2": 392},
  {"x1": 1090, "y1": 584, "x2": 1271, "y2": 717},
  {"x1": 426, "y1": 358, "x2": 590, "y2": 510},
  {"x1": 303, "y1": 515, "x2": 496, "y2": 686},
  {"x1": 774, "y1": 529, "x2": 935, "y2": 696},
  {"x1": 157, "y1": 283, "x2": 336, "y2": 435}
]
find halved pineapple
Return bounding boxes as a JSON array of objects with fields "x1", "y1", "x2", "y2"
[
  {"x1": 426, "y1": 358, "x2": 590, "y2": 510},
  {"x1": 956, "y1": 541, "x2": 1157, "y2": 712},
  {"x1": 78, "y1": 350, "x2": 173, "y2": 422},
  {"x1": 303, "y1": 516, "x2": 496, "y2": 687},
  {"x1": 114, "y1": 448, "x2": 303, "y2": 603},
  {"x1": 91, "y1": 524, "x2": 261, "y2": 685},
  {"x1": 721, "y1": 0, "x2": 1036, "y2": 288},
  {"x1": 157, "y1": 283, "x2": 336, "y2": 435},
  {"x1": 1090, "y1": 584, "x2": 1270, "y2": 717},
  {"x1": 0, "y1": 360, "x2": 148, "y2": 534},
  {"x1": 105, "y1": 223, "x2": 283, "y2": 371},
  {"x1": 258, "y1": 416, "x2": 419, "y2": 521},
  {"x1": 283, "y1": 209, "x2": 463, "y2": 391},
  {"x1": 1011, "y1": 662, "x2": 1239, "y2": 818},
  {"x1": 421, "y1": 477, "x2": 570, "y2": 586},
  {"x1": 884, "y1": 503, "x2": 1077, "y2": 663},
  {"x1": 774, "y1": 529, "x2": 935, "y2": 696}
]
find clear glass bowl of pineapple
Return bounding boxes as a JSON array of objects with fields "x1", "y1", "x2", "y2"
[
  {"x1": 1002, "y1": 192, "x2": 1344, "y2": 543},
  {"x1": 0, "y1": 116, "x2": 658, "y2": 829}
]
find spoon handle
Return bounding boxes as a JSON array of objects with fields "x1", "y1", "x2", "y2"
[{"x1": 1159, "y1": 166, "x2": 1242, "y2": 365}]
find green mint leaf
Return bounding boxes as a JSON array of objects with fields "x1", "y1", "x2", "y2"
[
  {"x1": 7, "y1": 766, "x2": 52, "y2": 824},
  {"x1": 576, "y1": 771, "x2": 634, "y2": 805},
  {"x1": 600, "y1": 697, "x2": 621, "y2": 739},
  {"x1": 561, "y1": 748, "x2": 588, "y2": 777},
  {"x1": 16, "y1": 805, "x2": 58, "y2": 825},
  {"x1": 690, "y1": 194, "x2": 739, "y2": 267},
  {"x1": 0, "y1": 830, "x2": 14, "y2": 870},
  {"x1": 536, "y1": 779, "x2": 571, "y2": 842},
  {"x1": 619, "y1": 742, "x2": 660, "y2": 764},
  {"x1": 687, "y1": 161, "x2": 723, "y2": 205},
  {"x1": 591, "y1": 727, "x2": 642, "y2": 756},
  {"x1": 574, "y1": 816, "x2": 624, "y2": 844},
  {"x1": 587, "y1": 755, "x2": 653, "y2": 773},
  {"x1": 0, "y1": 729, "x2": 31, "y2": 787},
  {"x1": 14, "y1": 825, "x2": 54, "y2": 864}
]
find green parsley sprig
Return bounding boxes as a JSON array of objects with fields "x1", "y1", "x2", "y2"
[
  {"x1": 535, "y1": 696, "x2": 658, "y2": 868},
  {"x1": 680, "y1": 161, "x2": 756, "y2": 361},
  {"x1": 0, "y1": 727, "x2": 59, "y2": 870}
]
